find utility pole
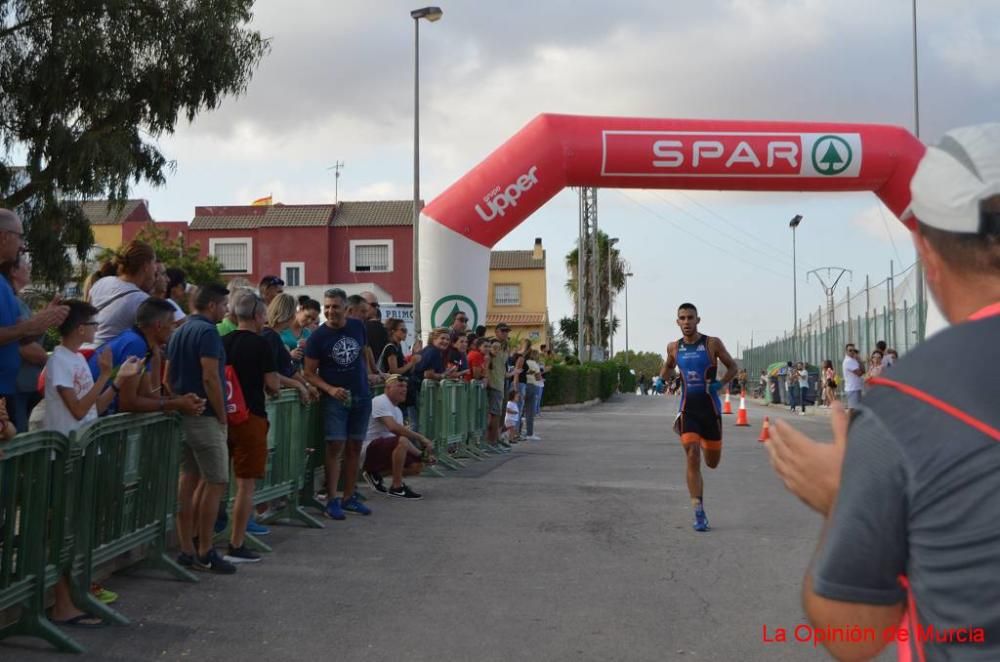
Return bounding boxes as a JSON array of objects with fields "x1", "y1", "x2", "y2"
[
  {"x1": 578, "y1": 187, "x2": 598, "y2": 361},
  {"x1": 807, "y1": 267, "x2": 853, "y2": 363},
  {"x1": 327, "y1": 161, "x2": 344, "y2": 204},
  {"x1": 589, "y1": 193, "x2": 601, "y2": 359}
]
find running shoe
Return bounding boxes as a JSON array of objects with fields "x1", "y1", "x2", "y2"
[
  {"x1": 325, "y1": 497, "x2": 346, "y2": 521},
  {"x1": 176, "y1": 551, "x2": 195, "y2": 568},
  {"x1": 246, "y1": 519, "x2": 271, "y2": 536},
  {"x1": 342, "y1": 493, "x2": 372, "y2": 516},
  {"x1": 193, "y1": 548, "x2": 237, "y2": 574},
  {"x1": 91, "y1": 583, "x2": 118, "y2": 604},
  {"x1": 693, "y1": 506, "x2": 710, "y2": 532},
  {"x1": 363, "y1": 471, "x2": 386, "y2": 493},
  {"x1": 224, "y1": 544, "x2": 262, "y2": 564},
  {"x1": 387, "y1": 483, "x2": 422, "y2": 500}
]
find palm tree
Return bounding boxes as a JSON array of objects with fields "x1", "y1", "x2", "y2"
[{"x1": 565, "y1": 230, "x2": 627, "y2": 350}]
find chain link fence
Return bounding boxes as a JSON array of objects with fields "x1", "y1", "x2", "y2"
[{"x1": 743, "y1": 261, "x2": 926, "y2": 378}]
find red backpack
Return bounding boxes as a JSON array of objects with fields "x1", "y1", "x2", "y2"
[{"x1": 224, "y1": 365, "x2": 249, "y2": 426}]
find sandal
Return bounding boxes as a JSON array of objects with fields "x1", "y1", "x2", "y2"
[{"x1": 53, "y1": 614, "x2": 108, "y2": 629}]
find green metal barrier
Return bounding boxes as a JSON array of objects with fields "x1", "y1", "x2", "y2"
[
  {"x1": 217, "y1": 390, "x2": 325, "y2": 551},
  {"x1": 299, "y1": 399, "x2": 327, "y2": 512},
  {"x1": 0, "y1": 431, "x2": 81, "y2": 653},
  {"x1": 418, "y1": 381, "x2": 456, "y2": 472},
  {"x1": 438, "y1": 381, "x2": 469, "y2": 467},
  {"x1": 464, "y1": 382, "x2": 489, "y2": 458},
  {"x1": 72, "y1": 413, "x2": 195, "y2": 625}
]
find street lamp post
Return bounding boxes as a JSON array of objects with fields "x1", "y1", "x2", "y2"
[
  {"x1": 607, "y1": 237, "x2": 619, "y2": 361},
  {"x1": 624, "y1": 271, "x2": 633, "y2": 368},
  {"x1": 410, "y1": 6, "x2": 443, "y2": 342},
  {"x1": 789, "y1": 214, "x2": 803, "y2": 361}
]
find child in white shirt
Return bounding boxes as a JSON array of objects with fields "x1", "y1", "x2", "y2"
[
  {"x1": 503, "y1": 388, "x2": 521, "y2": 442},
  {"x1": 42, "y1": 299, "x2": 139, "y2": 627},
  {"x1": 43, "y1": 300, "x2": 139, "y2": 435}
]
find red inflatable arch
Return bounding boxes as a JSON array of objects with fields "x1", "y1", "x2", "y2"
[{"x1": 417, "y1": 114, "x2": 925, "y2": 332}]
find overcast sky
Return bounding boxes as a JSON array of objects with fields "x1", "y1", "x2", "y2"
[{"x1": 133, "y1": 0, "x2": 999, "y2": 357}]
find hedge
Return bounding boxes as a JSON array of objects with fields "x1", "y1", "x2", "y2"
[{"x1": 541, "y1": 362, "x2": 633, "y2": 406}]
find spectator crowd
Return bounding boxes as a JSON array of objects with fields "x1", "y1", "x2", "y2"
[{"x1": 0, "y1": 216, "x2": 555, "y2": 628}]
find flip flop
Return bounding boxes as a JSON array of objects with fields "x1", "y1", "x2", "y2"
[{"x1": 53, "y1": 614, "x2": 108, "y2": 629}]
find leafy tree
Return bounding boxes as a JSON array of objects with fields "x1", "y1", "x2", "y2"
[
  {"x1": 557, "y1": 317, "x2": 578, "y2": 354},
  {"x1": 613, "y1": 350, "x2": 667, "y2": 380},
  {"x1": 0, "y1": 0, "x2": 269, "y2": 286},
  {"x1": 558, "y1": 315, "x2": 618, "y2": 357},
  {"x1": 564, "y1": 230, "x2": 627, "y2": 350},
  {"x1": 136, "y1": 224, "x2": 222, "y2": 287}
]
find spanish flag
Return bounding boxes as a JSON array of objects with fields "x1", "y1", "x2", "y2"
[{"x1": 251, "y1": 194, "x2": 273, "y2": 206}]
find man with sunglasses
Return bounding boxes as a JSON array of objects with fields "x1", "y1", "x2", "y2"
[
  {"x1": 449, "y1": 311, "x2": 469, "y2": 341},
  {"x1": 258, "y1": 275, "x2": 284, "y2": 305},
  {"x1": 840, "y1": 343, "x2": 864, "y2": 411}
]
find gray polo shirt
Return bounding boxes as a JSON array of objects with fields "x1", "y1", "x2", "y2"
[{"x1": 813, "y1": 314, "x2": 1000, "y2": 659}]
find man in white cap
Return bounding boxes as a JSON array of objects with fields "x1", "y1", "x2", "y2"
[
  {"x1": 766, "y1": 124, "x2": 1000, "y2": 661},
  {"x1": 0, "y1": 209, "x2": 69, "y2": 406}
]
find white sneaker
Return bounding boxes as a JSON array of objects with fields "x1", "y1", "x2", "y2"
[{"x1": 527, "y1": 435, "x2": 542, "y2": 441}]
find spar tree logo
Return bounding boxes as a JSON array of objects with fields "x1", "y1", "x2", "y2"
[
  {"x1": 430, "y1": 295, "x2": 479, "y2": 329},
  {"x1": 811, "y1": 135, "x2": 852, "y2": 175}
]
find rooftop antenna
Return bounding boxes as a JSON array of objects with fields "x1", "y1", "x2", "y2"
[{"x1": 327, "y1": 161, "x2": 345, "y2": 204}]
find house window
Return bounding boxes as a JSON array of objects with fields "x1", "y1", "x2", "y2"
[
  {"x1": 281, "y1": 261, "x2": 305, "y2": 287},
  {"x1": 494, "y1": 284, "x2": 521, "y2": 306},
  {"x1": 209, "y1": 238, "x2": 252, "y2": 274},
  {"x1": 350, "y1": 240, "x2": 394, "y2": 273}
]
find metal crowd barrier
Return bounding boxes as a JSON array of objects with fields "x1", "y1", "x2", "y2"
[
  {"x1": 216, "y1": 391, "x2": 325, "y2": 553},
  {"x1": 0, "y1": 380, "x2": 493, "y2": 653},
  {"x1": 0, "y1": 431, "x2": 79, "y2": 652}
]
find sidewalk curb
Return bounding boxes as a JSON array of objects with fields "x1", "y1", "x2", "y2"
[{"x1": 542, "y1": 397, "x2": 603, "y2": 412}]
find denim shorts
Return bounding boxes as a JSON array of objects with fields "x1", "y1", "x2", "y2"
[{"x1": 323, "y1": 394, "x2": 372, "y2": 443}]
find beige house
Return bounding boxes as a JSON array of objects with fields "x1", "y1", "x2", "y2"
[{"x1": 487, "y1": 238, "x2": 549, "y2": 346}]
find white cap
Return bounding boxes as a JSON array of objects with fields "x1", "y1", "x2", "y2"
[{"x1": 902, "y1": 123, "x2": 1000, "y2": 234}]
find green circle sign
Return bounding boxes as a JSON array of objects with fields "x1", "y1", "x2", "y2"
[
  {"x1": 430, "y1": 295, "x2": 479, "y2": 329},
  {"x1": 811, "y1": 135, "x2": 852, "y2": 175}
]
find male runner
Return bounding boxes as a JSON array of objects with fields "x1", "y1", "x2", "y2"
[{"x1": 660, "y1": 303, "x2": 738, "y2": 532}]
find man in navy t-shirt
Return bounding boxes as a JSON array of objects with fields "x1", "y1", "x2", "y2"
[{"x1": 304, "y1": 288, "x2": 373, "y2": 520}]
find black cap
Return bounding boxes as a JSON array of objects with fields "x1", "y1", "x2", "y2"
[{"x1": 496, "y1": 322, "x2": 511, "y2": 331}]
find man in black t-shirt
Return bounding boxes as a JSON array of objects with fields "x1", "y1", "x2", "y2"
[
  {"x1": 221, "y1": 293, "x2": 279, "y2": 565},
  {"x1": 360, "y1": 291, "x2": 389, "y2": 362}
]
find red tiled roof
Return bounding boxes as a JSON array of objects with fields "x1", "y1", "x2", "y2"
[
  {"x1": 189, "y1": 200, "x2": 418, "y2": 230},
  {"x1": 80, "y1": 199, "x2": 149, "y2": 225},
  {"x1": 191, "y1": 205, "x2": 334, "y2": 230},
  {"x1": 490, "y1": 250, "x2": 545, "y2": 270}
]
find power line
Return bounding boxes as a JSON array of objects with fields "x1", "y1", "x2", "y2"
[
  {"x1": 670, "y1": 191, "x2": 811, "y2": 269},
  {"x1": 614, "y1": 190, "x2": 798, "y2": 282},
  {"x1": 648, "y1": 190, "x2": 808, "y2": 271},
  {"x1": 876, "y1": 202, "x2": 904, "y2": 265}
]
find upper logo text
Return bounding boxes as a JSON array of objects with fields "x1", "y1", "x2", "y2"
[{"x1": 475, "y1": 166, "x2": 539, "y2": 222}]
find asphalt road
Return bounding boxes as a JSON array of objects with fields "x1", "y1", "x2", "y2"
[{"x1": 9, "y1": 394, "x2": 882, "y2": 662}]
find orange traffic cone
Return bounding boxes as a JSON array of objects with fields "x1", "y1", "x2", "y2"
[
  {"x1": 722, "y1": 389, "x2": 733, "y2": 415},
  {"x1": 735, "y1": 392, "x2": 750, "y2": 427},
  {"x1": 757, "y1": 416, "x2": 770, "y2": 442}
]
